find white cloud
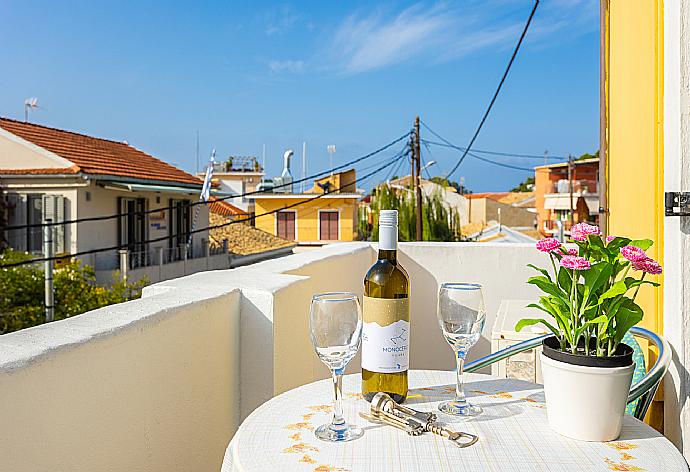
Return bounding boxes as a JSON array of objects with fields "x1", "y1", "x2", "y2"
[
  {"x1": 268, "y1": 59, "x2": 305, "y2": 74},
  {"x1": 323, "y1": 1, "x2": 598, "y2": 75},
  {"x1": 265, "y1": 4, "x2": 302, "y2": 36}
]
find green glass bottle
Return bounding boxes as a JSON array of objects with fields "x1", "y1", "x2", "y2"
[{"x1": 362, "y1": 209, "x2": 410, "y2": 403}]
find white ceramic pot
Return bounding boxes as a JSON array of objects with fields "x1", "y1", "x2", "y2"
[{"x1": 540, "y1": 352, "x2": 635, "y2": 442}]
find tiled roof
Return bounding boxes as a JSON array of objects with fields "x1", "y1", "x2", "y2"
[
  {"x1": 0, "y1": 118, "x2": 202, "y2": 186},
  {"x1": 466, "y1": 192, "x2": 509, "y2": 201},
  {"x1": 208, "y1": 197, "x2": 248, "y2": 216},
  {"x1": 209, "y1": 213, "x2": 295, "y2": 256}
]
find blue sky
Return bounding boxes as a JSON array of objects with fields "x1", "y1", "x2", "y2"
[{"x1": 0, "y1": 0, "x2": 599, "y2": 192}]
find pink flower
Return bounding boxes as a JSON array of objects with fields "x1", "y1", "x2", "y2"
[
  {"x1": 570, "y1": 223, "x2": 601, "y2": 242},
  {"x1": 632, "y1": 257, "x2": 663, "y2": 275},
  {"x1": 536, "y1": 238, "x2": 562, "y2": 253},
  {"x1": 621, "y1": 245, "x2": 648, "y2": 263},
  {"x1": 567, "y1": 248, "x2": 578, "y2": 256},
  {"x1": 560, "y1": 255, "x2": 591, "y2": 271},
  {"x1": 606, "y1": 235, "x2": 616, "y2": 243}
]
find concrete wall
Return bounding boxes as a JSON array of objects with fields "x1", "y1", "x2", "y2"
[
  {"x1": 469, "y1": 198, "x2": 534, "y2": 228},
  {"x1": 0, "y1": 129, "x2": 73, "y2": 169},
  {"x1": 663, "y1": 0, "x2": 690, "y2": 454},
  {"x1": 0, "y1": 284, "x2": 241, "y2": 472}
]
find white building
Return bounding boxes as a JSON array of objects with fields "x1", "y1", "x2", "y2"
[{"x1": 0, "y1": 117, "x2": 224, "y2": 282}]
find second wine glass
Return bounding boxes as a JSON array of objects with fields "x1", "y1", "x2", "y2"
[{"x1": 437, "y1": 283, "x2": 486, "y2": 416}]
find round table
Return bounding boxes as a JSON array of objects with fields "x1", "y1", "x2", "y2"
[{"x1": 221, "y1": 370, "x2": 688, "y2": 472}]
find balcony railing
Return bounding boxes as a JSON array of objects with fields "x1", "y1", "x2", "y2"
[
  {"x1": 548, "y1": 179, "x2": 598, "y2": 194},
  {"x1": 0, "y1": 242, "x2": 552, "y2": 471}
]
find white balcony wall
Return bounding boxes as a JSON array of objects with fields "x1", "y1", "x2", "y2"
[
  {"x1": 0, "y1": 284, "x2": 241, "y2": 472},
  {"x1": 0, "y1": 241, "x2": 550, "y2": 472}
]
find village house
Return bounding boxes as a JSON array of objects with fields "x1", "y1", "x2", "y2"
[
  {"x1": 534, "y1": 158, "x2": 600, "y2": 237},
  {"x1": 251, "y1": 169, "x2": 360, "y2": 243},
  {"x1": 0, "y1": 118, "x2": 224, "y2": 282}
]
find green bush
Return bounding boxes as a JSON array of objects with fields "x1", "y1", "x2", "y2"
[{"x1": 0, "y1": 250, "x2": 148, "y2": 334}]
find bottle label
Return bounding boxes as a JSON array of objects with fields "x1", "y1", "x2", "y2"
[{"x1": 362, "y1": 296, "x2": 410, "y2": 373}]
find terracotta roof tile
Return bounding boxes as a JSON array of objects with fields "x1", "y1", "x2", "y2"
[
  {"x1": 208, "y1": 197, "x2": 248, "y2": 217},
  {"x1": 209, "y1": 213, "x2": 295, "y2": 256},
  {"x1": 0, "y1": 118, "x2": 202, "y2": 186}
]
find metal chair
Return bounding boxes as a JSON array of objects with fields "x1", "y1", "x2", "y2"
[{"x1": 464, "y1": 326, "x2": 671, "y2": 420}]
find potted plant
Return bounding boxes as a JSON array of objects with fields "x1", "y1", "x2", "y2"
[{"x1": 516, "y1": 223, "x2": 662, "y2": 441}]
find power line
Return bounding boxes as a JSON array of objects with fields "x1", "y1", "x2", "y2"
[
  {"x1": 438, "y1": 0, "x2": 540, "y2": 179},
  {"x1": 465, "y1": 151, "x2": 535, "y2": 172},
  {"x1": 0, "y1": 153, "x2": 405, "y2": 269},
  {"x1": 420, "y1": 138, "x2": 564, "y2": 160},
  {"x1": 4, "y1": 132, "x2": 411, "y2": 232}
]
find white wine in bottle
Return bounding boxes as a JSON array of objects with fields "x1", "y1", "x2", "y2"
[{"x1": 361, "y1": 209, "x2": 410, "y2": 403}]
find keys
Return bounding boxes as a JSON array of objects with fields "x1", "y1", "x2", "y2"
[{"x1": 361, "y1": 392, "x2": 479, "y2": 448}]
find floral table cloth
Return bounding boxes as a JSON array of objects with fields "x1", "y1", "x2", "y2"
[{"x1": 221, "y1": 370, "x2": 688, "y2": 472}]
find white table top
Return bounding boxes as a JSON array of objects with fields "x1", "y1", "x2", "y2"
[{"x1": 221, "y1": 370, "x2": 688, "y2": 472}]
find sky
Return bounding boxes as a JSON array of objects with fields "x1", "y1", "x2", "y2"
[{"x1": 0, "y1": 0, "x2": 600, "y2": 192}]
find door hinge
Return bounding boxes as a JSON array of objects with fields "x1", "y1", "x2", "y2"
[{"x1": 665, "y1": 192, "x2": 690, "y2": 216}]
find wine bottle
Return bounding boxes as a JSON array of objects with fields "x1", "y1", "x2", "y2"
[{"x1": 362, "y1": 209, "x2": 410, "y2": 403}]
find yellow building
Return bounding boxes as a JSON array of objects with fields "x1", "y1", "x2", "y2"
[
  {"x1": 605, "y1": 0, "x2": 690, "y2": 443},
  {"x1": 252, "y1": 169, "x2": 360, "y2": 243}
]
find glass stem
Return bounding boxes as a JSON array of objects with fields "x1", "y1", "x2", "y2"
[
  {"x1": 455, "y1": 351, "x2": 467, "y2": 404},
  {"x1": 331, "y1": 369, "x2": 345, "y2": 429}
]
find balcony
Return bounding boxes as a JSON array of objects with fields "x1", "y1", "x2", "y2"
[{"x1": 0, "y1": 242, "x2": 571, "y2": 470}]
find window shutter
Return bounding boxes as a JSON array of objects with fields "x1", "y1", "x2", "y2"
[
  {"x1": 6, "y1": 194, "x2": 26, "y2": 251},
  {"x1": 41, "y1": 195, "x2": 67, "y2": 253},
  {"x1": 55, "y1": 196, "x2": 66, "y2": 253}
]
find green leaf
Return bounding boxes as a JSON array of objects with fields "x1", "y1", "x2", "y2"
[
  {"x1": 541, "y1": 297, "x2": 572, "y2": 343},
  {"x1": 598, "y1": 280, "x2": 628, "y2": 303},
  {"x1": 587, "y1": 233, "x2": 606, "y2": 251},
  {"x1": 606, "y1": 237, "x2": 632, "y2": 253},
  {"x1": 527, "y1": 263, "x2": 552, "y2": 281},
  {"x1": 557, "y1": 267, "x2": 572, "y2": 293},
  {"x1": 582, "y1": 262, "x2": 613, "y2": 307},
  {"x1": 624, "y1": 277, "x2": 660, "y2": 289},
  {"x1": 528, "y1": 276, "x2": 568, "y2": 302},
  {"x1": 613, "y1": 299, "x2": 644, "y2": 344},
  {"x1": 630, "y1": 239, "x2": 654, "y2": 251},
  {"x1": 515, "y1": 318, "x2": 560, "y2": 338}
]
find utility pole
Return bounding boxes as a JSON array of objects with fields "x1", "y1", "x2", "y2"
[
  {"x1": 43, "y1": 218, "x2": 55, "y2": 322},
  {"x1": 567, "y1": 154, "x2": 575, "y2": 227},
  {"x1": 414, "y1": 116, "x2": 423, "y2": 241}
]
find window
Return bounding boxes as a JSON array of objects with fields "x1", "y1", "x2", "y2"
[
  {"x1": 119, "y1": 197, "x2": 148, "y2": 253},
  {"x1": 27, "y1": 195, "x2": 43, "y2": 252},
  {"x1": 4, "y1": 193, "x2": 67, "y2": 254},
  {"x1": 319, "y1": 211, "x2": 339, "y2": 240},
  {"x1": 276, "y1": 211, "x2": 295, "y2": 240},
  {"x1": 169, "y1": 199, "x2": 191, "y2": 257}
]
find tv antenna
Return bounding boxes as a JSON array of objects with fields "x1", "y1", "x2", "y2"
[{"x1": 24, "y1": 97, "x2": 40, "y2": 122}]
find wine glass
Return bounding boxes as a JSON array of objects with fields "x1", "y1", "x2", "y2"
[
  {"x1": 309, "y1": 292, "x2": 364, "y2": 442},
  {"x1": 437, "y1": 283, "x2": 486, "y2": 416}
]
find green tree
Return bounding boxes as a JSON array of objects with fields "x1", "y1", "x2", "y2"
[
  {"x1": 428, "y1": 176, "x2": 470, "y2": 194},
  {"x1": 359, "y1": 184, "x2": 462, "y2": 242},
  {"x1": 0, "y1": 250, "x2": 148, "y2": 334},
  {"x1": 511, "y1": 176, "x2": 535, "y2": 192}
]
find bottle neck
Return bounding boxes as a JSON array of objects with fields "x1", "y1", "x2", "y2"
[
  {"x1": 378, "y1": 249, "x2": 397, "y2": 262},
  {"x1": 378, "y1": 223, "x2": 398, "y2": 259}
]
